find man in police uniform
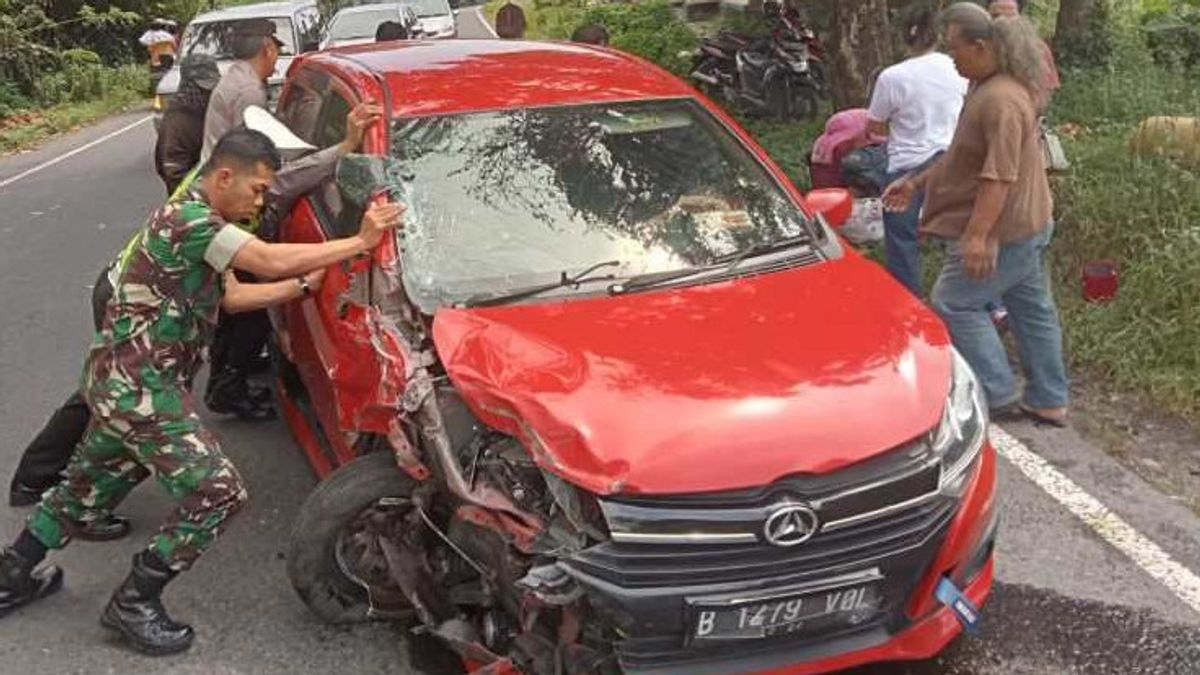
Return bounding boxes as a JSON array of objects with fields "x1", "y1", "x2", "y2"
[
  {"x1": 203, "y1": 18, "x2": 282, "y2": 158},
  {"x1": 0, "y1": 129, "x2": 404, "y2": 655}
]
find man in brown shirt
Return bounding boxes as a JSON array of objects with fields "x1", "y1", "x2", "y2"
[{"x1": 883, "y1": 3, "x2": 1069, "y2": 426}]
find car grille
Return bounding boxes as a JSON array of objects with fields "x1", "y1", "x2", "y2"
[
  {"x1": 560, "y1": 438, "x2": 966, "y2": 673},
  {"x1": 566, "y1": 495, "x2": 955, "y2": 588}
]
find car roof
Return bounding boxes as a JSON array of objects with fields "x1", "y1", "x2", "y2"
[
  {"x1": 306, "y1": 40, "x2": 695, "y2": 117},
  {"x1": 191, "y1": 1, "x2": 313, "y2": 23}
]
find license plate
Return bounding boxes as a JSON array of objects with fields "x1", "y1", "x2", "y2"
[{"x1": 690, "y1": 578, "x2": 881, "y2": 642}]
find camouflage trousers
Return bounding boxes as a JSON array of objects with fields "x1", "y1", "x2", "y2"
[{"x1": 28, "y1": 384, "x2": 248, "y2": 571}]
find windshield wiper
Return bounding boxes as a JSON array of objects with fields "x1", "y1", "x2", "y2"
[
  {"x1": 607, "y1": 266, "x2": 711, "y2": 295},
  {"x1": 710, "y1": 234, "x2": 814, "y2": 273},
  {"x1": 461, "y1": 260, "x2": 622, "y2": 308},
  {"x1": 608, "y1": 235, "x2": 815, "y2": 296}
]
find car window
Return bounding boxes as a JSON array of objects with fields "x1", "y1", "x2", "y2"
[
  {"x1": 410, "y1": 0, "x2": 451, "y2": 17},
  {"x1": 330, "y1": 8, "x2": 399, "y2": 40},
  {"x1": 296, "y1": 8, "x2": 322, "y2": 49},
  {"x1": 183, "y1": 18, "x2": 297, "y2": 58},
  {"x1": 276, "y1": 68, "x2": 329, "y2": 143},
  {"x1": 310, "y1": 91, "x2": 361, "y2": 239},
  {"x1": 316, "y1": 92, "x2": 350, "y2": 148}
]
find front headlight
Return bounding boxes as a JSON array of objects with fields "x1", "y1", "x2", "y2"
[{"x1": 934, "y1": 350, "x2": 988, "y2": 494}]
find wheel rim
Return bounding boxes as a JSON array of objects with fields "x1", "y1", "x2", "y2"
[{"x1": 334, "y1": 497, "x2": 414, "y2": 618}]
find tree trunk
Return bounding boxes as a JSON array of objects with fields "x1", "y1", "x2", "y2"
[
  {"x1": 1055, "y1": 0, "x2": 1094, "y2": 44},
  {"x1": 1053, "y1": 0, "x2": 1111, "y2": 67},
  {"x1": 827, "y1": 0, "x2": 892, "y2": 110}
]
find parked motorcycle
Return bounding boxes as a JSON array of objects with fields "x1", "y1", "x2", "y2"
[{"x1": 689, "y1": 1, "x2": 827, "y2": 120}]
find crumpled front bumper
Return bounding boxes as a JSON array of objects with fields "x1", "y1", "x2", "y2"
[{"x1": 559, "y1": 443, "x2": 998, "y2": 675}]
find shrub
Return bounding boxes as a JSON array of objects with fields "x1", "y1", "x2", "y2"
[
  {"x1": 536, "y1": 1, "x2": 699, "y2": 75},
  {"x1": 0, "y1": 82, "x2": 34, "y2": 119},
  {"x1": 35, "y1": 55, "x2": 144, "y2": 107},
  {"x1": 1142, "y1": 3, "x2": 1200, "y2": 68},
  {"x1": 1049, "y1": 62, "x2": 1200, "y2": 415}
]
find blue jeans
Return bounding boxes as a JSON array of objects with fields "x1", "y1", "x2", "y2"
[
  {"x1": 883, "y1": 155, "x2": 940, "y2": 296},
  {"x1": 930, "y1": 225, "x2": 1069, "y2": 410}
]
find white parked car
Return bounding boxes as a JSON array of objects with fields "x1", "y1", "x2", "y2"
[
  {"x1": 153, "y1": 1, "x2": 321, "y2": 123},
  {"x1": 320, "y1": 3, "x2": 422, "y2": 49},
  {"x1": 410, "y1": 0, "x2": 457, "y2": 39}
]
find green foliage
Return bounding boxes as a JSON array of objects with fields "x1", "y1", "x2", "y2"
[
  {"x1": 0, "y1": 69, "x2": 145, "y2": 153},
  {"x1": 1049, "y1": 62, "x2": 1200, "y2": 415},
  {"x1": 0, "y1": 4, "x2": 58, "y2": 101},
  {"x1": 1141, "y1": 1, "x2": 1200, "y2": 67},
  {"x1": 534, "y1": 1, "x2": 699, "y2": 75},
  {"x1": 1056, "y1": 0, "x2": 1116, "y2": 67},
  {"x1": 35, "y1": 52, "x2": 145, "y2": 106},
  {"x1": 736, "y1": 114, "x2": 827, "y2": 192},
  {"x1": 0, "y1": 82, "x2": 35, "y2": 119}
]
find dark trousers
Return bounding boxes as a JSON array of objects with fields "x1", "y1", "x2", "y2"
[
  {"x1": 208, "y1": 310, "x2": 271, "y2": 378},
  {"x1": 203, "y1": 269, "x2": 271, "y2": 402},
  {"x1": 10, "y1": 269, "x2": 112, "y2": 492}
]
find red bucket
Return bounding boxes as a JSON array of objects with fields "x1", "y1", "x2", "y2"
[{"x1": 1082, "y1": 260, "x2": 1119, "y2": 302}]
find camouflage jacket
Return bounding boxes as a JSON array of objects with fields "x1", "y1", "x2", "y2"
[{"x1": 85, "y1": 189, "x2": 254, "y2": 400}]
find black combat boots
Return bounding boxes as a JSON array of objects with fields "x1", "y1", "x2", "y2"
[
  {"x1": 100, "y1": 551, "x2": 195, "y2": 655},
  {"x1": 0, "y1": 546, "x2": 63, "y2": 617},
  {"x1": 204, "y1": 366, "x2": 276, "y2": 422}
]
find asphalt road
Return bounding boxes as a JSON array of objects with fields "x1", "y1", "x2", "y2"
[{"x1": 2, "y1": 13, "x2": 1199, "y2": 675}]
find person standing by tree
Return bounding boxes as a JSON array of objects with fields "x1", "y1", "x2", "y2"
[
  {"x1": 866, "y1": 4, "x2": 968, "y2": 295},
  {"x1": 882, "y1": 3, "x2": 1069, "y2": 426}
]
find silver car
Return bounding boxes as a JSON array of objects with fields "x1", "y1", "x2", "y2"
[
  {"x1": 320, "y1": 3, "x2": 422, "y2": 49},
  {"x1": 153, "y1": 1, "x2": 321, "y2": 122}
]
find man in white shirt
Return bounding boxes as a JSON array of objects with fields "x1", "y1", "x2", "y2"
[{"x1": 867, "y1": 6, "x2": 968, "y2": 295}]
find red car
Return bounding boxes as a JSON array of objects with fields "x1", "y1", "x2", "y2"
[{"x1": 270, "y1": 39, "x2": 997, "y2": 675}]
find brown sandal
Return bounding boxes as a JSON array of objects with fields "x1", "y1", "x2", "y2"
[{"x1": 1018, "y1": 403, "x2": 1069, "y2": 428}]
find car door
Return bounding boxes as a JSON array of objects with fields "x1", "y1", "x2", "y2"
[{"x1": 275, "y1": 65, "x2": 407, "y2": 469}]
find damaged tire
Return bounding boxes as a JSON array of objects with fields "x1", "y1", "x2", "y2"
[{"x1": 288, "y1": 451, "x2": 417, "y2": 624}]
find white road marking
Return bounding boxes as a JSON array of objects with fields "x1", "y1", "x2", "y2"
[
  {"x1": 992, "y1": 425, "x2": 1200, "y2": 616},
  {"x1": 0, "y1": 114, "x2": 152, "y2": 191},
  {"x1": 474, "y1": 5, "x2": 499, "y2": 37}
]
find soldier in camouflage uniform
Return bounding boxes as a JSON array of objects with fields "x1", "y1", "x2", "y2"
[
  {"x1": 9, "y1": 101, "x2": 381, "y2": 535},
  {"x1": 0, "y1": 128, "x2": 404, "y2": 656}
]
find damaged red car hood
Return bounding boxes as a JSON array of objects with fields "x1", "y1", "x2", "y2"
[{"x1": 432, "y1": 255, "x2": 953, "y2": 496}]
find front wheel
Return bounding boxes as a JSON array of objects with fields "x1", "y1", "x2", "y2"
[{"x1": 287, "y1": 452, "x2": 418, "y2": 624}]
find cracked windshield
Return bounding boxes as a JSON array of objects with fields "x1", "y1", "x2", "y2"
[{"x1": 377, "y1": 99, "x2": 816, "y2": 311}]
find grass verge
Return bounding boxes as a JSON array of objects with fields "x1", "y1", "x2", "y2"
[
  {"x1": 0, "y1": 64, "x2": 148, "y2": 155},
  {"x1": 1049, "y1": 61, "x2": 1200, "y2": 418}
]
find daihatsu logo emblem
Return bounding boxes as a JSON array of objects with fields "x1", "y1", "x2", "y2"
[{"x1": 763, "y1": 505, "x2": 820, "y2": 547}]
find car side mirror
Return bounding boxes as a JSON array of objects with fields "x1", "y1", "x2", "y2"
[
  {"x1": 336, "y1": 153, "x2": 405, "y2": 208},
  {"x1": 803, "y1": 188, "x2": 853, "y2": 229}
]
